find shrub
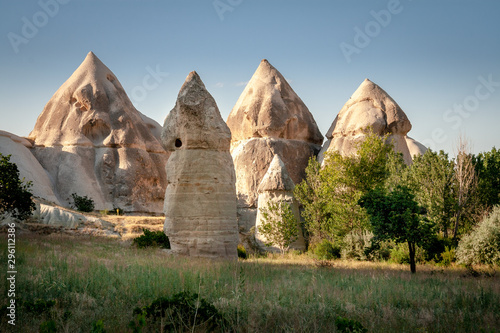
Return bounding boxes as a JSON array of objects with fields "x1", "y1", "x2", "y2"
[
  {"x1": 39, "y1": 320, "x2": 57, "y2": 333},
  {"x1": 456, "y1": 206, "x2": 500, "y2": 266},
  {"x1": 341, "y1": 230, "x2": 374, "y2": 260},
  {"x1": 422, "y1": 235, "x2": 455, "y2": 262},
  {"x1": 133, "y1": 229, "x2": 170, "y2": 249},
  {"x1": 389, "y1": 243, "x2": 426, "y2": 265},
  {"x1": 134, "y1": 291, "x2": 227, "y2": 332},
  {"x1": 71, "y1": 193, "x2": 95, "y2": 212},
  {"x1": 313, "y1": 239, "x2": 340, "y2": 260},
  {"x1": 91, "y1": 319, "x2": 106, "y2": 333},
  {"x1": 23, "y1": 299, "x2": 56, "y2": 315},
  {"x1": 237, "y1": 244, "x2": 247, "y2": 259},
  {"x1": 440, "y1": 246, "x2": 456, "y2": 266},
  {"x1": 335, "y1": 316, "x2": 367, "y2": 333}
]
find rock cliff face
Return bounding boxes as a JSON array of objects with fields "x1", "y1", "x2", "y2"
[
  {"x1": 0, "y1": 131, "x2": 60, "y2": 205},
  {"x1": 318, "y1": 79, "x2": 426, "y2": 164},
  {"x1": 161, "y1": 71, "x2": 238, "y2": 258},
  {"x1": 255, "y1": 154, "x2": 305, "y2": 252},
  {"x1": 227, "y1": 60, "x2": 323, "y2": 232},
  {"x1": 28, "y1": 52, "x2": 168, "y2": 213}
]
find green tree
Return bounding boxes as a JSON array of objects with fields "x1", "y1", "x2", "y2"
[
  {"x1": 359, "y1": 186, "x2": 435, "y2": 273},
  {"x1": 258, "y1": 200, "x2": 299, "y2": 254},
  {"x1": 474, "y1": 147, "x2": 500, "y2": 209},
  {"x1": 293, "y1": 157, "x2": 331, "y2": 243},
  {"x1": 0, "y1": 153, "x2": 35, "y2": 220},
  {"x1": 295, "y1": 131, "x2": 395, "y2": 244},
  {"x1": 407, "y1": 149, "x2": 456, "y2": 238}
]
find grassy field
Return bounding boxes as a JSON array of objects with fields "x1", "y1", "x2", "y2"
[{"x1": 1, "y1": 233, "x2": 499, "y2": 332}]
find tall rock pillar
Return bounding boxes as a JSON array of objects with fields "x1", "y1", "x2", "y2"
[{"x1": 161, "y1": 72, "x2": 238, "y2": 258}]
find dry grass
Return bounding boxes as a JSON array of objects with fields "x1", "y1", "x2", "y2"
[{"x1": 1, "y1": 233, "x2": 499, "y2": 332}]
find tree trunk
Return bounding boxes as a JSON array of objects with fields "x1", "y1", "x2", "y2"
[
  {"x1": 453, "y1": 209, "x2": 461, "y2": 240},
  {"x1": 408, "y1": 241, "x2": 416, "y2": 274}
]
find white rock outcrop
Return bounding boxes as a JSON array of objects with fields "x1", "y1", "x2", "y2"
[
  {"x1": 227, "y1": 60, "x2": 323, "y2": 232},
  {"x1": 318, "y1": 78, "x2": 426, "y2": 164},
  {"x1": 161, "y1": 71, "x2": 238, "y2": 258},
  {"x1": 28, "y1": 52, "x2": 169, "y2": 213},
  {"x1": 255, "y1": 154, "x2": 305, "y2": 252},
  {"x1": 0, "y1": 131, "x2": 60, "y2": 204}
]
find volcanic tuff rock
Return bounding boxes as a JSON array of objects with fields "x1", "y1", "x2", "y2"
[
  {"x1": 0, "y1": 131, "x2": 60, "y2": 205},
  {"x1": 318, "y1": 78, "x2": 426, "y2": 164},
  {"x1": 255, "y1": 154, "x2": 305, "y2": 251},
  {"x1": 227, "y1": 60, "x2": 323, "y2": 232},
  {"x1": 28, "y1": 52, "x2": 169, "y2": 213},
  {"x1": 227, "y1": 59, "x2": 323, "y2": 145},
  {"x1": 161, "y1": 71, "x2": 238, "y2": 258}
]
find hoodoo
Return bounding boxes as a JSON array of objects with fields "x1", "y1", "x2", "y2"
[
  {"x1": 255, "y1": 154, "x2": 306, "y2": 252},
  {"x1": 28, "y1": 52, "x2": 168, "y2": 213},
  {"x1": 318, "y1": 78, "x2": 426, "y2": 164},
  {"x1": 227, "y1": 59, "x2": 323, "y2": 233},
  {"x1": 161, "y1": 71, "x2": 239, "y2": 258}
]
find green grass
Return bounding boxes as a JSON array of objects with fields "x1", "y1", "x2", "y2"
[{"x1": 1, "y1": 234, "x2": 499, "y2": 332}]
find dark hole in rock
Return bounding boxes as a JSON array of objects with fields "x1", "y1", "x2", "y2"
[
  {"x1": 82, "y1": 119, "x2": 111, "y2": 145},
  {"x1": 175, "y1": 139, "x2": 182, "y2": 148}
]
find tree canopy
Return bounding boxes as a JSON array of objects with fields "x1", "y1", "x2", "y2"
[
  {"x1": 0, "y1": 153, "x2": 35, "y2": 220},
  {"x1": 359, "y1": 185, "x2": 435, "y2": 273}
]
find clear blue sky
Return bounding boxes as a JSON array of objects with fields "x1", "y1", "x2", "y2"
[{"x1": 1, "y1": 0, "x2": 499, "y2": 155}]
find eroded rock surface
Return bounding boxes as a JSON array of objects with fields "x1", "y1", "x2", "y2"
[
  {"x1": 161, "y1": 71, "x2": 238, "y2": 258},
  {"x1": 28, "y1": 52, "x2": 168, "y2": 213},
  {"x1": 0, "y1": 131, "x2": 60, "y2": 205}
]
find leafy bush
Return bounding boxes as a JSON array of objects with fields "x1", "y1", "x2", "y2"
[
  {"x1": 71, "y1": 193, "x2": 95, "y2": 212},
  {"x1": 456, "y1": 206, "x2": 500, "y2": 266},
  {"x1": 335, "y1": 316, "x2": 367, "y2": 333},
  {"x1": 91, "y1": 319, "x2": 106, "y2": 333},
  {"x1": 237, "y1": 244, "x2": 247, "y2": 259},
  {"x1": 39, "y1": 320, "x2": 57, "y2": 333},
  {"x1": 133, "y1": 291, "x2": 227, "y2": 332},
  {"x1": 422, "y1": 235, "x2": 455, "y2": 262},
  {"x1": 0, "y1": 153, "x2": 35, "y2": 220},
  {"x1": 341, "y1": 230, "x2": 374, "y2": 260},
  {"x1": 389, "y1": 243, "x2": 426, "y2": 265},
  {"x1": 133, "y1": 229, "x2": 170, "y2": 249},
  {"x1": 23, "y1": 299, "x2": 56, "y2": 315},
  {"x1": 440, "y1": 246, "x2": 456, "y2": 266},
  {"x1": 313, "y1": 239, "x2": 340, "y2": 260}
]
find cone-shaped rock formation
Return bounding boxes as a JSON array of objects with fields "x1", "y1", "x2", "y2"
[
  {"x1": 318, "y1": 79, "x2": 426, "y2": 164},
  {"x1": 227, "y1": 60, "x2": 323, "y2": 234},
  {"x1": 161, "y1": 71, "x2": 238, "y2": 258},
  {"x1": 255, "y1": 154, "x2": 305, "y2": 252},
  {"x1": 227, "y1": 59, "x2": 323, "y2": 145},
  {"x1": 29, "y1": 52, "x2": 169, "y2": 212}
]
